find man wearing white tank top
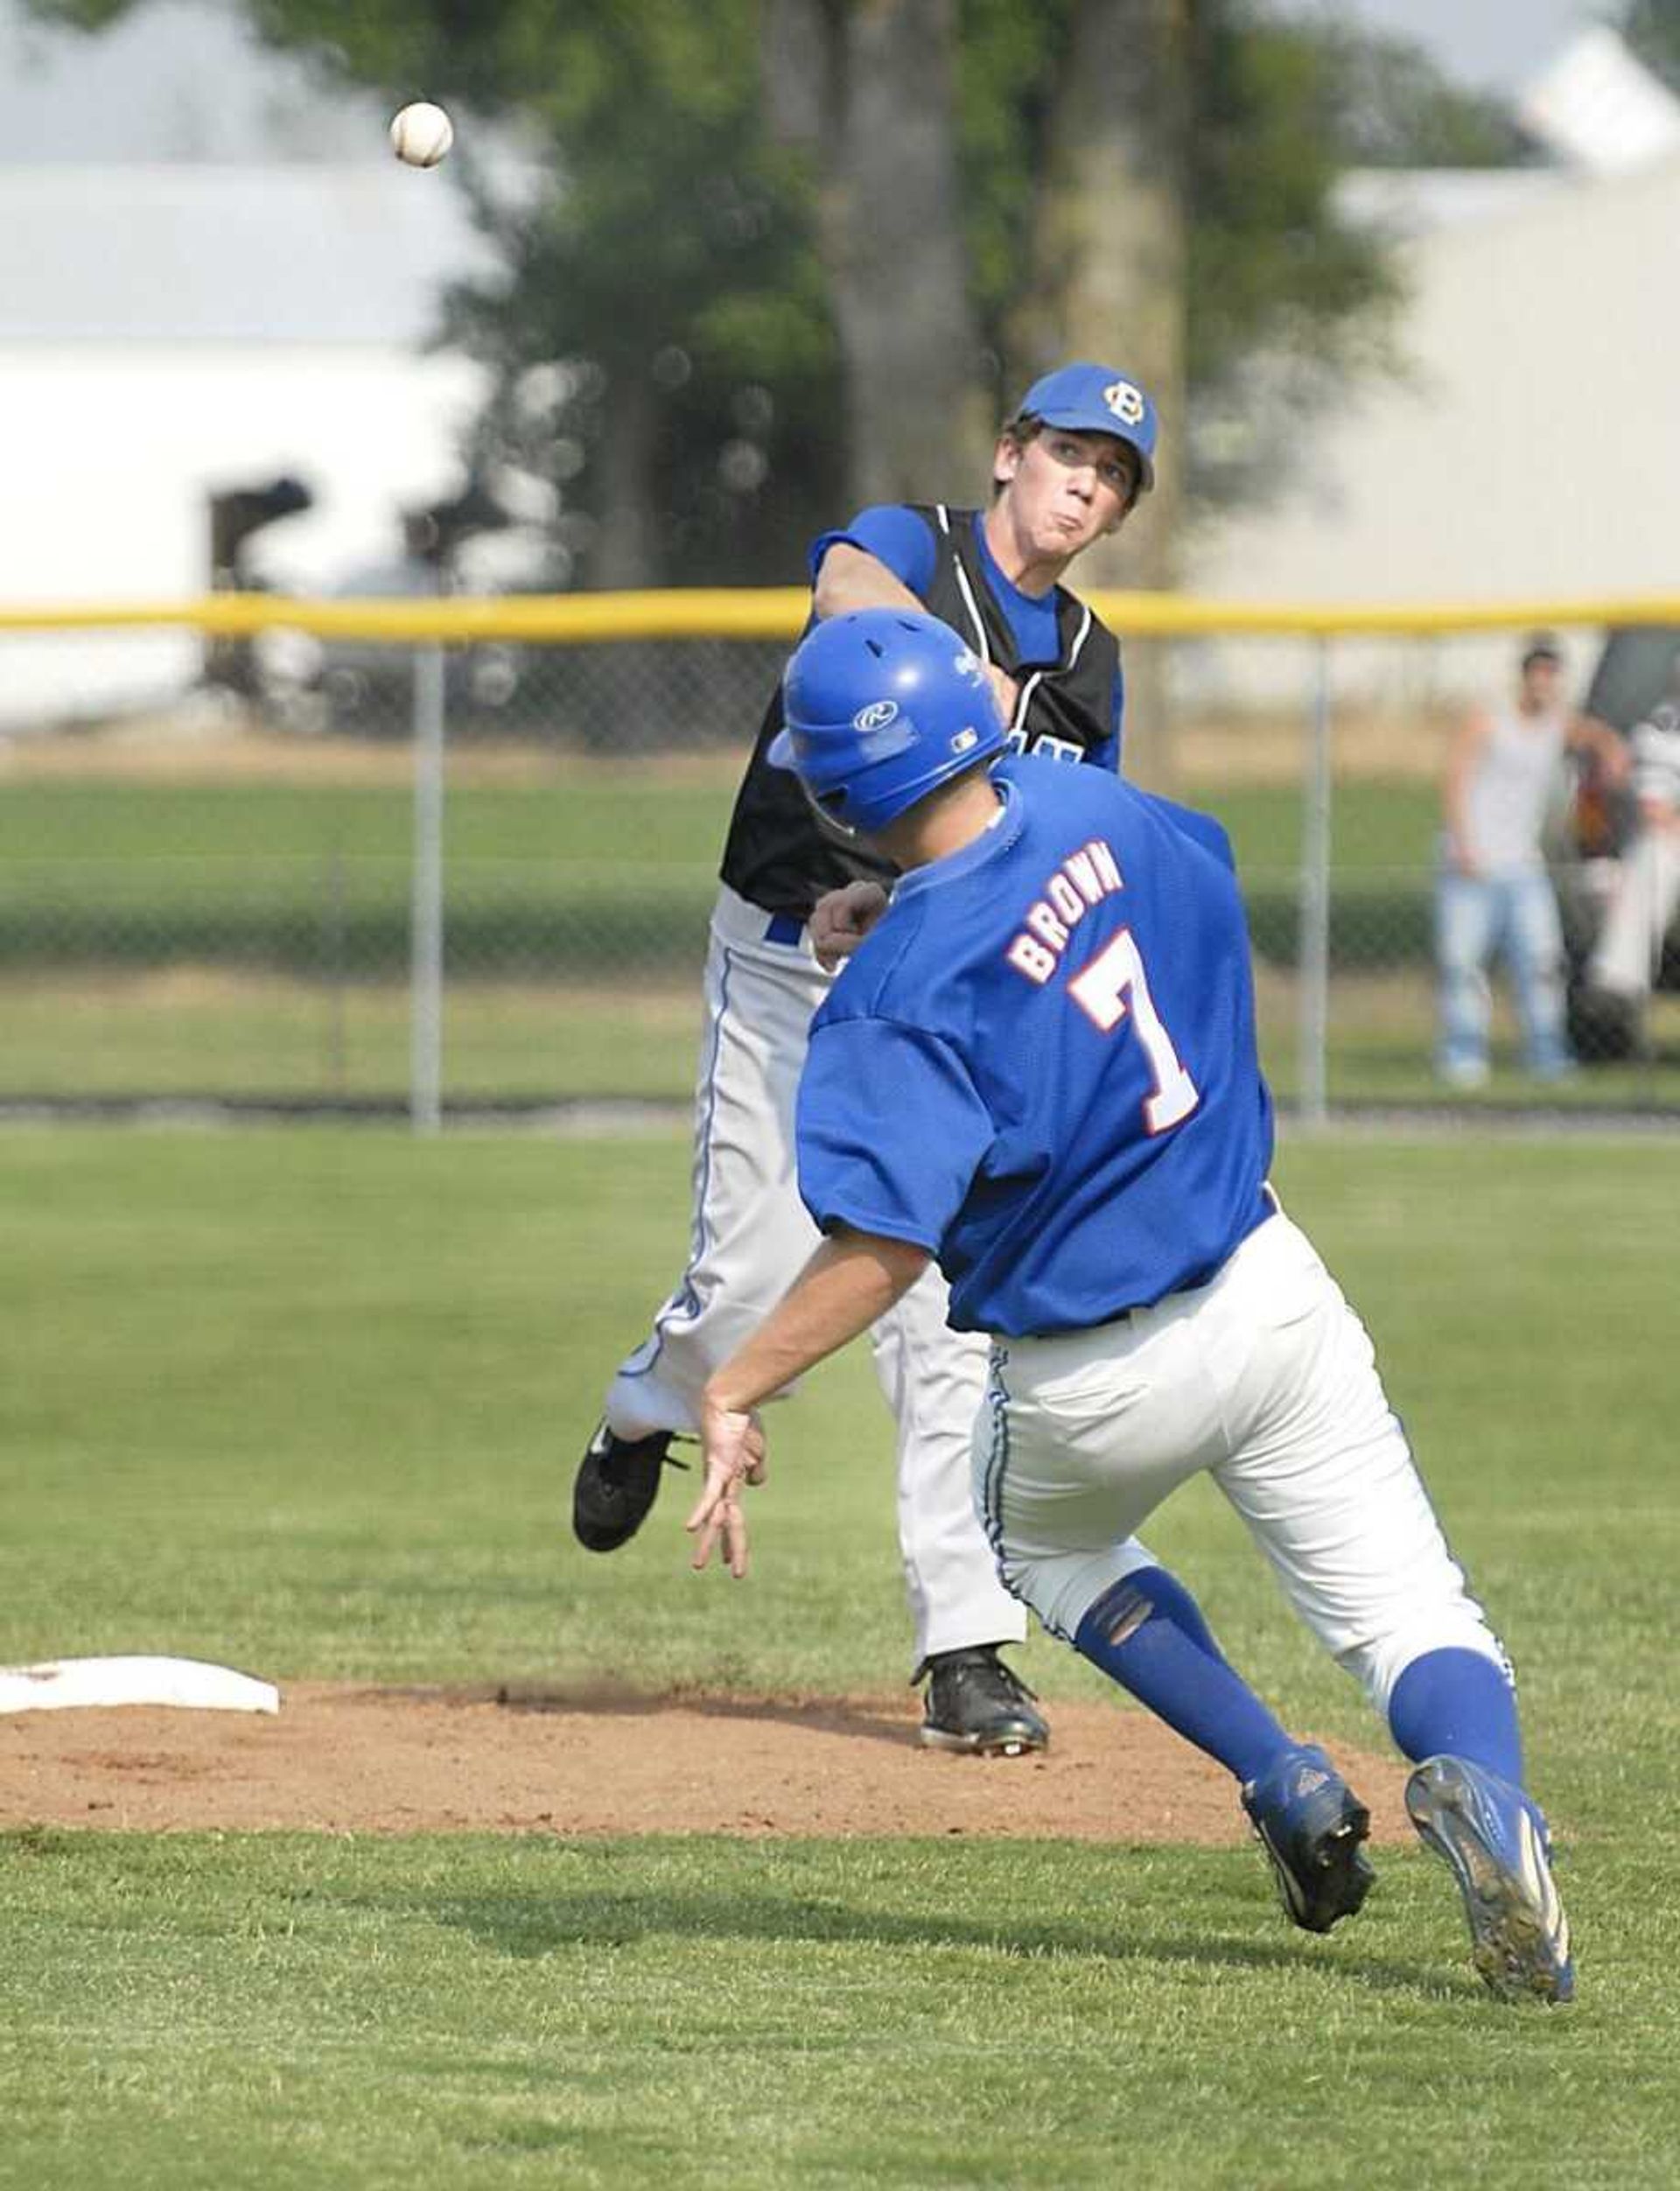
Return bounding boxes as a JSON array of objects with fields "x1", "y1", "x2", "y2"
[{"x1": 1435, "y1": 634, "x2": 1627, "y2": 1086}]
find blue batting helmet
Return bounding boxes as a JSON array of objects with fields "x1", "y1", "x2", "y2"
[
  {"x1": 1013, "y1": 360, "x2": 1158, "y2": 494},
  {"x1": 769, "y1": 610, "x2": 1006, "y2": 836}
]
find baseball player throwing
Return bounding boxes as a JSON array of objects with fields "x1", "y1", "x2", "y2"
[
  {"x1": 686, "y1": 608, "x2": 1574, "y2": 2006},
  {"x1": 573, "y1": 363, "x2": 1158, "y2": 1757}
]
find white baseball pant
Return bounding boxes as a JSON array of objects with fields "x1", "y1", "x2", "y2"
[
  {"x1": 1588, "y1": 827, "x2": 1680, "y2": 998},
  {"x1": 976, "y1": 1208, "x2": 1508, "y2": 1717},
  {"x1": 606, "y1": 883, "x2": 1027, "y2": 1665}
]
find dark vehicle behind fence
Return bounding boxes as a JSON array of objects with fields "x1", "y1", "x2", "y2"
[{"x1": 1562, "y1": 625, "x2": 1680, "y2": 1060}]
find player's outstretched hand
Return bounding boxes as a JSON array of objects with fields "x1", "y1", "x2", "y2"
[
  {"x1": 686, "y1": 1396, "x2": 767, "y2": 1578},
  {"x1": 810, "y1": 880, "x2": 891, "y2": 971}
]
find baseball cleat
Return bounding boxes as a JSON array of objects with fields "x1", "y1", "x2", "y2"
[
  {"x1": 1242, "y1": 1743, "x2": 1374, "y2": 1934},
  {"x1": 1404, "y1": 1754, "x2": 1573, "y2": 2005},
  {"x1": 571, "y1": 1420, "x2": 682, "y2": 1552},
  {"x1": 915, "y1": 1646, "x2": 1049, "y2": 1757}
]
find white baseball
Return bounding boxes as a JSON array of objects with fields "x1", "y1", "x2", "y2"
[{"x1": 389, "y1": 102, "x2": 454, "y2": 169}]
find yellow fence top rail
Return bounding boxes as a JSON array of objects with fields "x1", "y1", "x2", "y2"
[{"x1": 2, "y1": 588, "x2": 1678, "y2": 642}]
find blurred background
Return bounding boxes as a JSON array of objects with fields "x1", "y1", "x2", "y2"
[{"x1": 3, "y1": 0, "x2": 1677, "y2": 1118}]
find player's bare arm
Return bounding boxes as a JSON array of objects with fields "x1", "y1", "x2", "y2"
[
  {"x1": 686, "y1": 1228, "x2": 932, "y2": 1577},
  {"x1": 810, "y1": 546, "x2": 1022, "y2": 723},
  {"x1": 810, "y1": 541, "x2": 924, "y2": 621}
]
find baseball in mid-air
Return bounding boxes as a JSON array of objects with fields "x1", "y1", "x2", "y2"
[{"x1": 389, "y1": 102, "x2": 454, "y2": 169}]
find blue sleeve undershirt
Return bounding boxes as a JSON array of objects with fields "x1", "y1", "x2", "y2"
[{"x1": 807, "y1": 505, "x2": 936, "y2": 598}]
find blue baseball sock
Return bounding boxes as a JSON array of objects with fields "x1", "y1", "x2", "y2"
[
  {"x1": 1387, "y1": 1647, "x2": 1524, "y2": 1787},
  {"x1": 1073, "y1": 1566, "x2": 1293, "y2": 1788}
]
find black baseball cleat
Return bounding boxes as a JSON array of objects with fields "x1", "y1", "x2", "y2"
[
  {"x1": 915, "y1": 1646, "x2": 1049, "y2": 1757},
  {"x1": 1242, "y1": 1743, "x2": 1375, "y2": 1934},
  {"x1": 571, "y1": 1419, "x2": 683, "y2": 1552}
]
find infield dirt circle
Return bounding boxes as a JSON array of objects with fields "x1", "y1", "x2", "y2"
[{"x1": 2, "y1": 1684, "x2": 1413, "y2": 1843}]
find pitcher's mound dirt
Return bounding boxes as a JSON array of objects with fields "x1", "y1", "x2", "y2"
[{"x1": 2, "y1": 1682, "x2": 1415, "y2": 1843}]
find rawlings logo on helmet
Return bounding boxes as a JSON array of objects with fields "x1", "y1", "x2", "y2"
[
  {"x1": 1103, "y1": 380, "x2": 1146, "y2": 426},
  {"x1": 772, "y1": 606, "x2": 1007, "y2": 834}
]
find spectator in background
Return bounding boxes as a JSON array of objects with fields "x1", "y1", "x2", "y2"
[
  {"x1": 1583, "y1": 650, "x2": 1680, "y2": 1038},
  {"x1": 1435, "y1": 633, "x2": 1628, "y2": 1087}
]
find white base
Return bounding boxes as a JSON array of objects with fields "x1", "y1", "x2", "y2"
[{"x1": 0, "y1": 1656, "x2": 280, "y2": 1716}]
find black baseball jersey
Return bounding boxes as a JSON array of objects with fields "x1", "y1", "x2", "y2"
[{"x1": 718, "y1": 503, "x2": 1124, "y2": 920}]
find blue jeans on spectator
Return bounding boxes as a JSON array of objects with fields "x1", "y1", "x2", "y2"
[{"x1": 1435, "y1": 866, "x2": 1571, "y2": 1082}]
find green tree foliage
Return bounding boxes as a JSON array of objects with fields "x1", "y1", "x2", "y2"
[
  {"x1": 1622, "y1": 0, "x2": 1680, "y2": 87},
  {"x1": 31, "y1": 0, "x2": 840, "y2": 587},
  {"x1": 1328, "y1": 27, "x2": 1531, "y2": 169},
  {"x1": 956, "y1": 3, "x2": 1523, "y2": 508},
  {"x1": 424, "y1": 5, "x2": 841, "y2": 586},
  {"x1": 28, "y1": 0, "x2": 1528, "y2": 579}
]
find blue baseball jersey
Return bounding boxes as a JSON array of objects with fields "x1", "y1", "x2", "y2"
[{"x1": 795, "y1": 757, "x2": 1275, "y2": 1336}]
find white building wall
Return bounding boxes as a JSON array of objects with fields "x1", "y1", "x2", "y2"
[
  {"x1": 0, "y1": 344, "x2": 488, "y2": 723},
  {"x1": 1186, "y1": 155, "x2": 1680, "y2": 708}
]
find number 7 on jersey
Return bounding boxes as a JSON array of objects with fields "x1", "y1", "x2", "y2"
[{"x1": 1068, "y1": 928, "x2": 1201, "y2": 1134}]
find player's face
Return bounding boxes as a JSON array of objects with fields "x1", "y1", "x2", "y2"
[
  {"x1": 994, "y1": 429, "x2": 1138, "y2": 564},
  {"x1": 1521, "y1": 656, "x2": 1562, "y2": 709}
]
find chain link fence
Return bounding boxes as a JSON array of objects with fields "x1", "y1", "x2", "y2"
[{"x1": 2, "y1": 598, "x2": 1676, "y2": 1122}]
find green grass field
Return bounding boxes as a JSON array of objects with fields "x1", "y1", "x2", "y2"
[
  {"x1": 4, "y1": 762, "x2": 1676, "y2": 1110},
  {"x1": 4, "y1": 964, "x2": 1674, "y2": 1115},
  {"x1": 2, "y1": 1127, "x2": 1676, "y2": 2188},
  {"x1": 0, "y1": 767, "x2": 1431, "y2": 990},
  {"x1": 0, "y1": 767, "x2": 1410, "y2": 878}
]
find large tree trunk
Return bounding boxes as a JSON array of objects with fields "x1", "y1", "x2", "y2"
[
  {"x1": 1012, "y1": 0, "x2": 1190, "y2": 787},
  {"x1": 766, "y1": 0, "x2": 990, "y2": 508},
  {"x1": 591, "y1": 366, "x2": 661, "y2": 589}
]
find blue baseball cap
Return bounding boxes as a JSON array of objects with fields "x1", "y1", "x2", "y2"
[{"x1": 1012, "y1": 361, "x2": 1158, "y2": 494}]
